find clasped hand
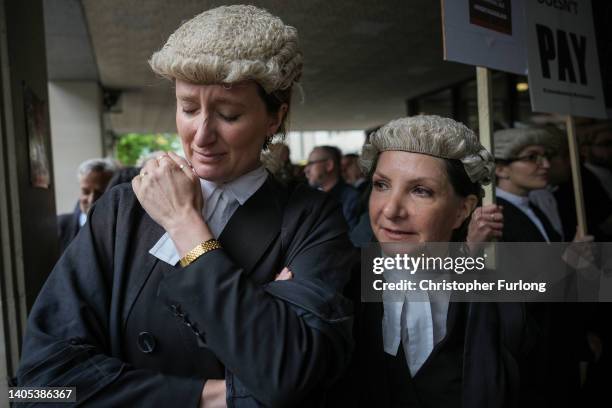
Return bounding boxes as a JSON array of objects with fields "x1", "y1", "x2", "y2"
[{"x1": 132, "y1": 151, "x2": 204, "y2": 236}]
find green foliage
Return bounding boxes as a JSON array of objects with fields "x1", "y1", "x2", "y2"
[{"x1": 116, "y1": 133, "x2": 181, "y2": 166}]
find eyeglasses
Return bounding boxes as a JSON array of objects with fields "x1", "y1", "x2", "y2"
[
  {"x1": 508, "y1": 153, "x2": 552, "y2": 165},
  {"x1": 304, "y1": 158, "x2": 329, "y2": 167}
]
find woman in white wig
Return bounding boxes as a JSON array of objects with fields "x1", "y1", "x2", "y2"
[
  {"x1": 17, "y1": 5, "x2": 354, "y2": 407},
  {"x1": 494, "y1": 127, "x2": 561, "y2": 242},
  {"x1": 494, "y1": 127, "x2": 593, "y2": 407},
  {"x1": 355, "y1": 115, "x2": 530, "y2": 408}
]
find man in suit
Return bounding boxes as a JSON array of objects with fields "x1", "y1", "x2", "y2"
[
  {"x1": 305, "y1": 146, "x2": 360, "y2": 229},
  {"x1": 57, "y1": 158, "x2": 116, "y2": 252},
  {"x1": 341, "y1": 153, "x2": 368, "y2": 194},
  {"x1": 580, "y1": 122, "x2": 612, "y2": 200}
]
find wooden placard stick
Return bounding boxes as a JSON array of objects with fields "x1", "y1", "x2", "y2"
[
  {"x1": 477, "y1": 66, "x2": 495, "y2": 205},
  {"x1": 476, "y1": 66, "x2": 496, "y2": 267},
  {"x1": 566, "y1": 115, "x2": 587, "y2": 237}
]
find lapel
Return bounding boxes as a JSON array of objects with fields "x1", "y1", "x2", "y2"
[
  {"x1": 120, "y1": 214, "x2": 165, "y2": 331},
  {"x1": 462, "y1": 303, "x2": 506, "y2": 408},
  {"x1": 120, "y1": 175, "x2": 287, "y2": 330},
  {"x1": 361, "y1": 302, "x2": 392, "y2": 406},
  {"x1": 443, "y1": 300, "x2": 462, "y2": 339},
  {"x1": 498, "y1": 197, "x2": 546, "y2": 242},
  {"x1": 529, "y1": 202, "x2": 561, "y2": 242},
  {"x1": 71, "y1": 204, "x2": 82, "y2": 239},
  {"x1": 218, "y1": 176, "x2": 286, "y2": 274}
]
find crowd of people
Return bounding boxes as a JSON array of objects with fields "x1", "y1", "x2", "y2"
[{"x1": 14, "y1": 4, "x2": 612, "y2": 408}]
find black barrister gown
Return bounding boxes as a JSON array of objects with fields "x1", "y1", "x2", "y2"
[
  {"x1": 57, "y1": 202, "x2": 82, "y2": 253},
  {"x1": 16, "y1": 175, "x2": 355, "y2": 407},
  {"x1": 353, "y1": 296, "x2": 530, "y2": 407},
  {"x1": 497, "y1": 197, "x2": 584, "y2": 408},
  {"x1": 328, "y1": 241, "x2": 532, "y2": 408}
]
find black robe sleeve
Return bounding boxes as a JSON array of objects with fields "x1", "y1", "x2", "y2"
[
  {"x1": 158, "y1": 186, "x2": 355, "y2": 407},
  {"x1": 17, "y1": 184, "x2": 354, "y2": 408},
  {"x1": 17, "y1": 188, "x2": 205, "y2": 407}
]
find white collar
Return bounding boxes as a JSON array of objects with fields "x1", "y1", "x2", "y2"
[
  {"x1": 78, "y1": 211, "x2": 87, "y2": 227},
  {"x1": 496, "y1": 187, "x2": 530, "y2": 209},
  {"x1": 149, "y1": 166, "x2": 268, "y2": 266},
  {"x1": 354, "y1": 178, "x2": 367, "y2": 188},
  {"x1": 381, "y1": 263, "x2": 450, "y2": 376},
  {"x1": 200, "y1": 166, "x2": 267, "y2": 206}
]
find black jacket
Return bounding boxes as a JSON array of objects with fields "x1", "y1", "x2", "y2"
[
  {"x1": 17, "y1": 176, "x2": 355, "y2": 407},
  {"x1": 57, "y1": 202, "x2": 82, "y2": 253},
  {"x1": 554, "y1": 165, "x2": 612, "y2": 242},
  {"x1": 328, "y1": 180, "x2": 360, "y2": 230},
  {"x1": 355, "y1": 301, "x2": 529, "y2": 408},
  {"x1": 498, "y1": 196, "x2": 584, "y2": 408},
  {"x1": 497, "y1": 197, "x2": 561, "y2": 242}
]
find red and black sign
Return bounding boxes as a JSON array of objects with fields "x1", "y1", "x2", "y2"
[{"x1": 469, "y1": 0, "x2": 512, "y2": 35}]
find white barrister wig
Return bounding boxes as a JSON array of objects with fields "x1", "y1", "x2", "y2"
[
  {"x1": 149, "y1": 5, "x2": 302, "y2": 93},
  {"x1": 360, "y1": 115, "x2": 495, "y2": 186},
  {"x1": 493, "y1": 127, "x2": 556, "y2": 160}
]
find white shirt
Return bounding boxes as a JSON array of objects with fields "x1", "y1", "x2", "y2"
[
  {"x1": 382, "y1": 267, "x2": 450, "y2": 376},
  {"x1": 79, "y1": 212, "x2": 87, "y2": 227},
  {"x1": 149, "y1": 166, "x2": 268, "y2": 266},
  {"x1": 497, "y1": 187, "x2": 550, "y2": 242},
  {"x1": 354, "y1": 178, "x2": 367, "y2": 189},
  {"x1": 529, "y1": 186, "x2": 563, "y2": 240},
  {"x1": 585, "y1": 162, "x2": 612, "y2": 201}
]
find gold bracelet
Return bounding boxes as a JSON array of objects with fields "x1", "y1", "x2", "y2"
[{"x1": 180, "y1": 239, "x2": 222, "y2": 267}]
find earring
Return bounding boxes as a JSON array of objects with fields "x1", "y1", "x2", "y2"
[{"x1": 263, "y1": 134, "x2": 274, "y2": 150}]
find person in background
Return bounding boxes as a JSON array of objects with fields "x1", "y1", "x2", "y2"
[
  {"x1": 342, "y1": 153, "x2": 368, "y2": 194},
  {"x1": 494, "y1": 127, "x2": 593, "y2": 408},
  {"x1": 530, "y1": 126, "x2": 612, "y2": 242},
  {"x1": 494, "y1": 128, "x2": 560, "y2": 242},
  {"x1": 262, "y1": 142, "x2": 298, "y2": 187},
  {"x1": 342, "y1": 153, "x2": 370, "y2": 224},
  {"x1": 354, "y1": 115, "x2": 528, "y2": 408},
  {"x1": 57, "y1": 157, "x2": 117, "y2": 252},
  {"x1": 526, "y1": 127, "x2": 566, "y2": 241},
  {"x1": 305, "y1": 145, "x2": 360, "y2": 229},
  {"x1": 580, "y1": 121, "x2": 612, "y2": 200}
]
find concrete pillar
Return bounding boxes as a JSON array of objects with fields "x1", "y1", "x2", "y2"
[
  {"x1": 0, "y1": 0, "x2": 59, "y2": 400},
  {"x1": 48, "y1": 81, "x2": 103, "y2": 214}
]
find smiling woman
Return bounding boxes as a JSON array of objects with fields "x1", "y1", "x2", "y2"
[
  {"x1": 361, "y1": 115, "x2": 492, "y2": 244},
  {"x1": 369, "y1": 151, "x2": 476, "y2": 242},
  {"x1": 493, "y1": 127, "x2": 559, "y2": 242},
  {"x1": 353, "y1": 115, "x2": 532, "y2": 408},
  {"x1": 16, "y1": 5, "x2": 354, "y2": 408}
]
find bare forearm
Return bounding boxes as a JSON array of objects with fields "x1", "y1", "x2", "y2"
[{"x1": 167, "y1": 211, "x2": 214, "y2": 257}]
